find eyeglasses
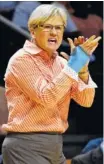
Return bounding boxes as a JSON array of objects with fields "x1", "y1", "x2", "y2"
[{"x1": 34, "y1": 24, "x2": 65, "y2": 33}]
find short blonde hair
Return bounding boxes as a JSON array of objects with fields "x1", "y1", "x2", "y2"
[{"x1": 28, "y1": 4, "x2": 67, "y2": 32}]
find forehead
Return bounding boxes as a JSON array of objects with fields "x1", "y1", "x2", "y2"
[{"x1": 44, "y1": 15, "x2": 63, "y2": 25}]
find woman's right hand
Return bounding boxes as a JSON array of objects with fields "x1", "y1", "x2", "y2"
[{"x1": 79, "y1": 35, "x2": 101, "y2": 55}]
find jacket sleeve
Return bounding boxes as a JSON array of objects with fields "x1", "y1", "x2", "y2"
[
  {"x1": 59, "y1": 56, "x2": 97, "y2": 108},
  {"x1": 71, "y1": 75, "x2": 97, "y2": 107}
]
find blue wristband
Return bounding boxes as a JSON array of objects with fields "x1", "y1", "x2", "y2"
[{"x1": 68, "y1": 46, "x2": 90, "y2": 73}]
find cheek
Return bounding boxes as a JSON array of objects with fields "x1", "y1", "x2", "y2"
[
  {"x1": 39, "y1": 32, "x2": 48, "y2": 44},
  {"x1": 40, "y1": 32, "x2": 46, "y2": 38},
  {"x1": 58, "y1": 34, "x2": 63, "y2": 43}
]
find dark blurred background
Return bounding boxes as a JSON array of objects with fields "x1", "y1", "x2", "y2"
[{"x1": 0, "y1": 1, "x2": 103, "y2": 159}]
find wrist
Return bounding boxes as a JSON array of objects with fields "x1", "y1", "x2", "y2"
[
  {"x1": 68, "y1": 46, "x2": 90, "y2": 73},
  {"x1": 79, "y1": 65, "x2": 88, "y2": 73},
  {"x1": 79, "y1": 70, "x2": 89, "y2": 75},
  {"x1": 79, "y1": 71, "x2": 89, "y2": 84}
]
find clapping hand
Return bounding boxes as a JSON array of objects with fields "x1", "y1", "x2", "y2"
[
  {"x1": 60, "y1": 35, "x2": 101, "y2": 60},
  {"x1": 60, "y1": 35, "x2": 101, "y2": 73}
]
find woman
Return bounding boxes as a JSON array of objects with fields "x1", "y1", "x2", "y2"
[{"x1": 2, "y1": 4, "x2": 101, "y2": 164}]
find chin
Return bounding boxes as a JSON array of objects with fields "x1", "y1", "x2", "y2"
[
  {"x1": 49, "y1": 46, "x2": 59, "y2": 52},
  {"x1": 49, "y1": 49, "x2": 57, "y2": 53}
]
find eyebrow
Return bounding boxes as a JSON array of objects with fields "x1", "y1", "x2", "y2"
[{"x1": 43, "y1": 24, "x2": 64, "y2": 26}]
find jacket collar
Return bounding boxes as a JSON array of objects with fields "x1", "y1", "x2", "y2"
[{"x1": 23, "y1": 40, "x2": 42, "y2": 55}]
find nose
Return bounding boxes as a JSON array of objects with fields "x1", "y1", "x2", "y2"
[{"x1": 50, "y1": 27, "x2": 57, "y2": 35}]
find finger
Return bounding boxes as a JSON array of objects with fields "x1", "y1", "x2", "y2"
[
  {"x1": 90, "y1": 44, "x2": 98, "y2": 54},
  {"x1": 81, "y1": 36, "x2": 85, "y2": 39},
  {"x1": 74, "y1": 38, "x2": 78, "y2": 43},
  {"x1": 78, "y1": 36, "x2": 83, "y2": 43},
  {"x1": 60, "y1": 52, "x2": 69, "y2": 60},
  {"x1": 83, "y1": 36, "x2": 101, "y2": 48},
  {"x1": 78, "y1": 36, "x2": 85, "y2": 44},
  {"x1": 74, "y1": 36, "x2": 85, "y2": 46},
  {"x1": 83, "y1": 42, "x2": 98, "y2": 51},
  {"x1": 91, "y1": 36, "x2": 102, "y2": 43},
  {"x1": 86, "y1": 36, "x2": 101, "y2": 47},
  {"x1": 83, "y1": 35, "x2": 96, "y2": 46},
  {"x1": 80, "y1": 41, "x2": 96, "y2": 50},
  {"x1": 87, "y1": 43, "x2": 98, "y2": 54},
  {"x1": 81, "y1": 36, "x2": 85, "y2": 42},
  {"x1": 84, "y1": 41, "x2": 98, "y2": 49},
  {"x1": 74, "y1": 38, "x2": 79, "y2": 46},
  {"x1": 67, "y1": 38, "x2": 75, "y2": 53},
  {"x1": 74, "y1": 38, "x2": 78, "y2": 42},
  {"x1": 86, "y1": 43, "x2": 98, "y2": 55},
  {"x1": 86, "y1": 35, "x2": 96, "y2": 42},
  {"x1": 67, "y1": 38, "x2": 75, "y2": 48},
  {"x1": 80, "y1": 42, "x2": 98, "y2": 55}
]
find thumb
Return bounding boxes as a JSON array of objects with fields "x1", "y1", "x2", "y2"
[
  {"x1": 67, "y1": 38, "x2": 75, "y2": 53},
  {"x1": 60, "y1": 52, "x2": 69, "y2": 61},
  {"x1": 0, "y1": 125, "x2": 7, "y2": 135}
]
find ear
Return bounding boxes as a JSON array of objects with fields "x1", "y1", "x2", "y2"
[{"x1": 30, "y1": 30, "x2": 36, "y2": 39}]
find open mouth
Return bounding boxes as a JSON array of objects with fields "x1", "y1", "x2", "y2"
[{"x1": 48, "y1": 38, "x2": 57, "y2": 44}]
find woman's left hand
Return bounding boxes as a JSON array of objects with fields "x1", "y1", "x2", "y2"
[{"x1": 60, "y1": 36, "x2": 86, "y2": 60}]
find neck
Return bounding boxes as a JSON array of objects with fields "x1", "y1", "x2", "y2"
[{"x1": 47, "y1": 51, "x2": 54, "y2": 58}]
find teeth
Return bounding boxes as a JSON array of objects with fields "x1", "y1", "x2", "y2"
[{"x1": 48, "y1": 39, "x2": 56, "y2": 42}]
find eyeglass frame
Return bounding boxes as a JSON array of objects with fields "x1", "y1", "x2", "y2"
[{"x1": 33, "y1": 24, "x2": 65, "y2": 33}]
